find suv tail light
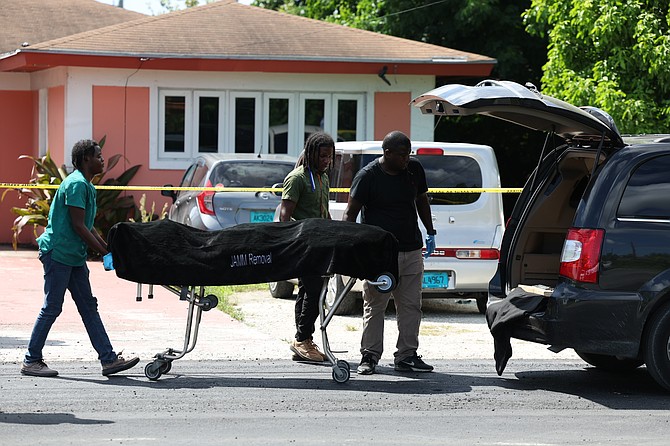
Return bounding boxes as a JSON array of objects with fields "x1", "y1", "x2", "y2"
[
  {"x1": 426, "y1": 248, "x2": 499, "y2": 259},
  {"x1": 416, "y1": 148, "x2": 444, "y2": 155},
  {"x1": 559, "y1": 228, "x2": 605, "y2": 283},
  {"x1": 196, "y1": 180, "x2": 216, "y2": 216}
]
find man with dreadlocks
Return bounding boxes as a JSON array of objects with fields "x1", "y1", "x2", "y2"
[
  {"x1": 279, "y1": 131, "x2": 335, "y2": 362},
  {"x1": 21, "y1": 139, "x2": 139, "y2": 378}
]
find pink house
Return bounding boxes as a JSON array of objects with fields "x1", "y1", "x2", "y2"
[{"x1": 0, "y1": 0, "x2": 495, "y2": 245}]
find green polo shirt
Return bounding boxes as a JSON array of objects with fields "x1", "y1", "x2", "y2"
[
  {"x1": 282, "y1": 166, "x2": 329, "y2": 220},
  {"x1": 37, "y1": 169, "x2": 97, "y2": 266}
]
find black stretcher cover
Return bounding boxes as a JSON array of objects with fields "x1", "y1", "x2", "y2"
[{"x1": 107, "y1": 218, "x2": 399, "y2": 286}]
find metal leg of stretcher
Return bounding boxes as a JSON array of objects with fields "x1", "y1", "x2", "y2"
[
  {"x1": 139, "y1": 284, "x2": 218, "y2": 381},
  {"x1": 319, "y1": 276, "x2": 358, "y2": 383}
]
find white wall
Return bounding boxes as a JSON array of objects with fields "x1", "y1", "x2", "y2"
[{"x1": 35, "y1": 67, "x2": 437, "y2": 169}]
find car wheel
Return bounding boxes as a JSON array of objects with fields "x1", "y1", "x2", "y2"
[
  {"x1": 644, "y1": 304, "x2": 670, "y2": 391},
  {"x1": 268, "y1": 281, "x2": 294, "y2": 299},
  {"x1": 575, "y1": 351, "x2": 644, "y2": 372},
  {"x1": 325, "y1": 275, "x2": 361, "y2": 315},
  {"x1": 475, "y1": 293, "x2": 488, "y2": 315}
]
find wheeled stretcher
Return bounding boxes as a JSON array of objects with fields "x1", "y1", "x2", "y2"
[{"x1": 107, "y1": 218, "x2": 399, "y2": 382}]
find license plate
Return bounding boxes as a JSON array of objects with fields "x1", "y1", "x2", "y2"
[
  {"x1": 250, "y1": 211, "x2": 274, "y2": 223},
  {"x1": 422, "y1": 272, "x2": 449, "y2": 289}
]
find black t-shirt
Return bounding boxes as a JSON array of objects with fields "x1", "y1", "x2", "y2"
[{"x1": 349, "y1": 157, "x2": 428, "y2": 252}]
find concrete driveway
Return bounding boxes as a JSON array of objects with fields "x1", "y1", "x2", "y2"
[{"x1": 0, "y1": 247, "x2": 287, "y2": 366}]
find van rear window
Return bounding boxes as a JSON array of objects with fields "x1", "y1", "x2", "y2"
[
  {"x1": 330, "y1": 153, "x2": 482, "y2": 205},
  {"x1": 420, "y1": 155, "x2": 482, "y2": 205}
]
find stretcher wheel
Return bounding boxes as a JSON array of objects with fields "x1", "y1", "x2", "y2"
[
  {"x1": 144, "y1": 361, "x2": 162, "y2": 381},
  {"x1": 159, "y1": 361, "x2": 172, "y2": 375},
  {"x1": 336, "y1": 360, "x2": 350, "y2": 371},
  {"x1": 332, "y1": 362, "x2": 350, "y2": 383},
  {"x1": 332, "y1": 366, "x2": 350, "y2": 383},
  {"x1": 374, "y1": 273, "x2": 396, "y2": 293},
  {"x1": 200, "y1": 294, "x2": 219, "y2": 311}
]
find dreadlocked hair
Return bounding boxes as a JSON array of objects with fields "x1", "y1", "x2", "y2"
[
  {"x1": 299, "y1": 132, "x2": 335, "y2": 171},
  {"x1": 71, "y1": 139, "x2": 99, "y2": 170}
]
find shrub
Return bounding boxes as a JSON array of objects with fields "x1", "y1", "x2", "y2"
[{"x1": 2, "y1": 138, "x2": 141, "y2": 249}]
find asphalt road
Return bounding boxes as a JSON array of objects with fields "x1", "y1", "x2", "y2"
[
  {"x1": 1, "y1": 359, "x2": 669, "y2": 445},
  {"x1": 2, "y1": 249, "x2": 669, "y2": 445}
]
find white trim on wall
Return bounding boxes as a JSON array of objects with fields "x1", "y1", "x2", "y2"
[{"x1": 43, "y1": 68, "x2": 436, "y2": 170}]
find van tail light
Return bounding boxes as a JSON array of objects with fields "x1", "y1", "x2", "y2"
[
  {"x1": 196, "y1": 179, "x2": 216, "y2": 216},
  {"x1": 425, "y1": 248, "x2": 500, "y2": 259},
  {"x1": 559, "y1": 228, "x2": 604, "y2": 283},
  {"x1": 416, "y1": 148, "x2": 444, "y2": 155}
]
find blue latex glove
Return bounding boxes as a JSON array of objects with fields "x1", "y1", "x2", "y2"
[
  {"x1": 103, "y1": 252, "x2": 115, "y2": 271},
  {"x1": 424, "y1": 234, "x2": 436, "y2": 259}
]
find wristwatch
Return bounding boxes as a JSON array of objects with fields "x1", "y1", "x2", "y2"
[{"x1": 427, "y1": 229, "x2": 437, "y2": 235}]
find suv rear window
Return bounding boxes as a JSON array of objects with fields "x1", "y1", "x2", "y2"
[
  {"x1": 330, "y1": 153, "x2": 482, "y2": 205},
  {"x1": 618, "y1": 154, "x2": 670, "y2": 219},
  {"x1": 210, "y1": 161, "x2": 293, "y2": 188}
]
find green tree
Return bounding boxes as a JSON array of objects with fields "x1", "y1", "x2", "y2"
[
  {"x1": 253, "y1": 0, "x2": 549, "y2": 216},
  {"x1": 254, "y1": 0, "x2": 546, "y2": 83},
  {"x1": 524, "y1": 0, "x2": 670, "y2": 133}
]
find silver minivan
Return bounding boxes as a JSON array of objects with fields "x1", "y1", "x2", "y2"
[{"x1": 269, "y1": 141, "x2": 504, "y2": 314}]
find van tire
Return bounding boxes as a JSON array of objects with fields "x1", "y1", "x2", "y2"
[
  {"x1": 269, "y1": 281, "x2": 294, "y2": 299},
  {"x1": 326, "y1": 275, "x2": 361, "y2": 315},
  {"x1": 575, "y1": 351, "x2": 643, "y2": 372},
  {"x1": 644, "y1": 303, "x2": 670, "y2": 391}
]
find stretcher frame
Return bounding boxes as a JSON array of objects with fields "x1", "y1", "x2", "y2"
[{"x1": 136, "y1": 273, "x2": 394, "y2": 383}]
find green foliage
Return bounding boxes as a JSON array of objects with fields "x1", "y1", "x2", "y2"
[
  {"x1": 253, "y1": 0, "x2": 547, "y2": 84},
  {"x1": 130, "y1": 194, "x2": 168, "y2": 223},
  {"x1": 253, "y1": 0, "x2": 549, "y2": 218},
  {"x1": 93, "y1": 153, "x2": 141, "y2": 240},
  {"x1": 158, "y1": 0, "x2": 212, "y2": 13},
  {"x1": 205, "y1": 284, "x2": 269, "y2": 321},
  {"x1": 524, "y1": 0, "x2": 670, "y2": 133},
  {"x1": 4, "y1": 140, "x2": 141, "y2": 249},
  {"x1": 1, "y1": 151, "x2": 66, "y2": 248}
]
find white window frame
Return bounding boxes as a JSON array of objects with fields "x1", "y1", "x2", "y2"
[
  {"x1": 155, "y1": 90, "x2": 367, "y2": 167},
  {"x1": 158, "y1": 89, "x2": 193, "y2": 160},
  {"x1": 194, "y1": 90, "x2": 226, "y2": 155},
  {"x1": 227, "y1": 91, "x2": 262, "y2": 155},
  {"x1": 299, "y1": 93, "x2": 331, "y2": 143},
  {"x1": 333, "y1": 93, "x2": 365, "y2": 142},
  {"x1": 263, "y1": 92, "x2": 296, "y2": 155}
]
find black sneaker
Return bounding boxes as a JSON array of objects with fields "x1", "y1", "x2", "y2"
[
  {"x1": 357, "y1": 353, "x2": 377, "y2": 375},
  {"x1": 394, "y1": 354, "x2": 433, "y2": 372}
]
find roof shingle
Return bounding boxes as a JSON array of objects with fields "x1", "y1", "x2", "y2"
[
  {"x1": 22, "y1": 0, "x2": 494, "y2": 64},
  {"x1": 0, "y1": 0, "x2": 145, "y2": 54}
]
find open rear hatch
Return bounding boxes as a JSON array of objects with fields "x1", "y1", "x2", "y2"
[
  {"x1": 411, "y1": 80, "x2": 624, "y2": 299},
  {"x1": 411, "y1": 80, "x2": 623, "y2": 147}
]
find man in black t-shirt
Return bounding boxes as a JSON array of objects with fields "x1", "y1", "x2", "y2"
[{"x1": 343, "y1": 131, "x2": 436, "y2": 375}]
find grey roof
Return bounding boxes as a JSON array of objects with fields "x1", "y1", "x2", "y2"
[{"x1": 0, "y1": 0, "x2": 145, "y2": 54}]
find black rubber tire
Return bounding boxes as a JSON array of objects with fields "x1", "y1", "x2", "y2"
[
  {"x1": 643, "y1": 304, "x2": 670, "y2": 391},
  {"x1": 374, "y1": 272, "x2": 396, "y2": 293},
  {"x1": 326, "y1": 275, "x2": 361, "y2": 315},
  {"x1": 475, "y1": 293, "x2": 488, "y2": 315},
  {"x1": 575, "y1": 351, "x2": 644, "y2": 372},
  {"x1": 159, "y1": 361, "x2": 172, "y2": 375},
  {"x1": 144, "y1": 362, "x2": 162, "y2": 381},
  {"x1": 268, "y1": 281, "x2": 294, "y2": 298}
]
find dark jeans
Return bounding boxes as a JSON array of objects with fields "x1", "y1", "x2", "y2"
[
  {"x1": 24, "y1": 251, "x2": 117, "y2": 365},
  {"x1": 294, "y1": 275, "x2": 326, "y2": 342}
]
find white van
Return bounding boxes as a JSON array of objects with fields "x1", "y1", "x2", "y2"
[{"x1": 269, "y1": 140, "x2": 504, "y2": 314}]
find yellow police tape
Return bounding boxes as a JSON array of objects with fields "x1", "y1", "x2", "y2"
[{"x1": 0, "y1": 183, "x2": 523, "y2": 194}]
